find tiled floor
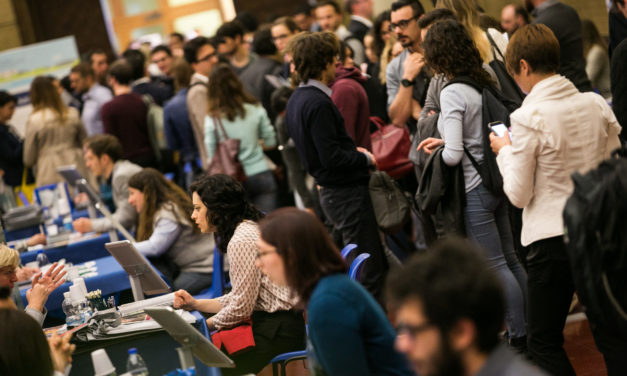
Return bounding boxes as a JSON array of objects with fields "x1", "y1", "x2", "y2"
[{"x1": 564, "y1": 314, "x2": 608, "y2": 376}]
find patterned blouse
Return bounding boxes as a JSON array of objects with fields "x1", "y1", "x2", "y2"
[{"x1": 213, "y1": 220, "x2": 297, "y2": 329}]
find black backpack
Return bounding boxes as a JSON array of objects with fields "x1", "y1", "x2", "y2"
[
  {"x1": 444, "y1": 77, "x2": 520, "y2": 195},
  {"x1": 563, "y1": 146, "x2": 627, "y2": 336},
  {"x1": 485, "y1": 31, "x2": 526, "y2": 105}
]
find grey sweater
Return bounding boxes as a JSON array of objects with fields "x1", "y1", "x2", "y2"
[{"x1": 437, "y1": 83, "x2": 483, "y2": 193}]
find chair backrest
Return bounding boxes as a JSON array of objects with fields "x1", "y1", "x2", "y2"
[
  {"x1": 340, "y1": 244, "x2": 357, "y2": 260},
  {"x1": 348, "y1": 253, "x2": 370, "y2": 281},
  {"x1": 212, "y1": 246, "x2": 225, "y2": 296}
]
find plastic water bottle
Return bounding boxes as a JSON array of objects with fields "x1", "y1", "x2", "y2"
[
  {"x1": 126, "y1": 348, "x2": 148, "y2": 375},
  {"x1": 62, "y1": 291, "x2": 81, "y2": 326},
  {"x1": 43, "y1": 207, "x2": 58, "y2": 236},
  {"x1": 36, "y1": 250, "x2": 50, "y2": 267}
]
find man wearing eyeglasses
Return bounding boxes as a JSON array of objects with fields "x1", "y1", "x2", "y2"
[
  {"x1": 183, "y1": 36, "x2": 219, "y2": 170},
  {"x1": 386, "y1": 0, "x2": 429, "y2": 131},
  {"x1": 387, "y1": 238, "x2": 546, "y2": 376}
]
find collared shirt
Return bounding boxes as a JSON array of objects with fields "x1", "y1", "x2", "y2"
[
  {"x1": 192, "y1": 72, "x2": 208, "y2": 84},
  {"x1": 81, "y1": 83, "x2": 113, "y2": 136},
  {"x1": 532, "y1": 0, "x2": 559, "y2": 17},
  {"x1": 350, "y1": 14, "x2": 373, "y2": 28},
  {"x1": 301, "y1": 79, "x2": 332, "y2": 98}
]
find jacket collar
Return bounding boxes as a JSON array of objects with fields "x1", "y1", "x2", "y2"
[{"x1": 522, "y1": 75, "x2": 579, "y2": 107}]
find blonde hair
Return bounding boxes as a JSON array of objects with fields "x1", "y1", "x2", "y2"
[
  {"x1": 0, "y1": 244, "x2": 20, "y2": 269},
  {"x1": 379, "y1": 36, "x2": 398, "y2": 84},
  {"x1": 436, "y1": 0, "x2": 492, "y2": 63}
]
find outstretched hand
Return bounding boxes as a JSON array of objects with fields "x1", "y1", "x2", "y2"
[{"x1": 26, "y1": 262, "x2": 67, "y2": 312}]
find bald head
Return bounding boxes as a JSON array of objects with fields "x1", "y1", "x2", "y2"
[{"x1": 501, "y1": 4, "x2": 529, "y2": 37}]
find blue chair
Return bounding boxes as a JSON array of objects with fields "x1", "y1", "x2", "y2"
[
  {"x1": 340, "y1": 243, "x2": 357, "y2": 259},
  {"x1": 349, "y1": 253, "x2": 371, "y2": 281},
  {"x1": 270, "y1": 350, "x2": 308, "y2": 376},
  {"x1": 194, "y1": 247, "x2": 226, "y2": 299}
]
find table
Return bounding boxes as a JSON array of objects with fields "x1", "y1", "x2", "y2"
[
  {"x1": 20, "y1": 255, "x2": 130, "y2": 312},
  {"x1": 69, "y1": 311, "x2": 221, "y2": 376},
  {"x1": 20, "y1": 232, "x2": 112, "y2": 265},
  {"x1": 4, "y1": 209, "x2": 90, "y2": 242}
]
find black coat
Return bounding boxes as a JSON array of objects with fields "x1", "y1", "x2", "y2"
[
  {"x1": 416, "y1": 145, "x2": 466, "y2": 236},
  {"x1": 0, "y1": 123, "x2": 25, "y2": 187},
  {"x1": 611, "y1": 39, "x2": 627, "y2": 143}
]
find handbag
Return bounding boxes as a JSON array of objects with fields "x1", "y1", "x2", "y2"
[
  {"x1": 211, "y1": 319, "x2": 256, "y2": 355},
  {"x1": 207, "y1": 116, "x2": 247, "y2": 182},
  {"x1": 369, "y1": 116, "x2": 413, "y2": 179}
]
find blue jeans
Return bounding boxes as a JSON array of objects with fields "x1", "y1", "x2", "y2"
[
  {"x1": 243, "y1": 170, "x2": 278, "y2": 214},
  {"x1": 464, "y1": 183, "x2": 528, "y2": 338}
]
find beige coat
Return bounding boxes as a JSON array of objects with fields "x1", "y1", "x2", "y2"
[
  {"x1": 23, "y1": 107, "x2": 90, "y2": 187},
  {"x1": 187, "y1": 73, "x2": 209, "y2": 169},
  {"x1": 496, "y1": 75, "x2": 622, "y2": 246}
]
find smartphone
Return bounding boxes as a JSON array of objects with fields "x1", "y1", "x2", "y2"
[{"x1": 488, "y1": 121, "x2": 511, "y2": 139}]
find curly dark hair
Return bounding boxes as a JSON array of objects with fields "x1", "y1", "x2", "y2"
[
  {"x1": 287, "y1": 31, "x2": 340, "y2": 83},
  {"x1": 189, "y1": 174, "x2": 264, "y2": 252},
  {"x1": 128, "y1": 168, "x2": 198, "y2": 241},
  {"x1": 423, "y1": 19, "x2": 493, "y2": 87}
]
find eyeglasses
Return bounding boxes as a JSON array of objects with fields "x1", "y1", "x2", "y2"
[
  {"x1": 255, "y1": 250, "x2": 276, "y2": 259},
  {"x1": 197, "y1": 52, "x2": 217, "y2": 63},
  {"x1": 272, "y1": 33, "x2": 290, "y2": 42},
  {"x1": 396, "y1": 322, "x2": 433, "y2": 338},
  {"x1": 389, "y1": 16, "x2": 418, "y2": 32}
]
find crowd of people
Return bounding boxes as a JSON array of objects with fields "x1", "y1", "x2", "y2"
[{"x1": 1, "y1": 0, "x2": 627, "y2": 375}]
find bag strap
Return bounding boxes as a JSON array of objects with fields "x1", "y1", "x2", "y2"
[
  {"x1": 212, "y1": 115, "x2": 230, "y2": 141},
  {"x1": 485, "y1": 31, "x2": 505, "y2": 61},
  {"x1": 463, "y1": 146, "x2": 482, "y2": 175}
]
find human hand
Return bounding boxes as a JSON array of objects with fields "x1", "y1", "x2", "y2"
[
  {"x1": 26, "y1": 233, "x2": 47, "y2": 247},
  {"x1": 402, "y1": 52, "x2": 425, "y2": 81},
  {"x1": 417, "y1": 137, "x2": 444, "y2": 155},
  {"x1": 27, "y1": 262, "x2": 66, "y2": 311},
  {"x1": 489, "y1": 131, "x2": 512, "y2": 155},
  {"x1": 173, "y1": 289, "x2": 197, "y2": 311},
  {"x1": 357, "y1": 147, "x2": 377, "y2": 169},
  {"x1": 48, "y1": 332, "x2": 76, "y2": 373},
  {"x1": 16, "y1": 266, "x2": 40, "y2": 282},
  {"x1": 72, "y1": 218, "x2": 92, "y2": 233}
]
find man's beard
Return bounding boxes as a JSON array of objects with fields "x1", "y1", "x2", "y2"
[{"x1": 430, "y1": 335, "x2": 465, "y2": 376}]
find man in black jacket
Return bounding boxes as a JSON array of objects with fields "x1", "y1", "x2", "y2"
[
  {"x1": 524, "y1": 0, "x2": 592, "y2": 92},
  {"x1": 285, "y1": 32, "x2": 388, "y2": 303}
]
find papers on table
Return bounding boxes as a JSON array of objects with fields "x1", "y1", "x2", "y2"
[{"x1": 118, "y1": 292, "x2": 175, "y2": 316}]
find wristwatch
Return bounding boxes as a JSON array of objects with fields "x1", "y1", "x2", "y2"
[{"x1": 401, "y1": 79, "x2": 415, "y2": 87}]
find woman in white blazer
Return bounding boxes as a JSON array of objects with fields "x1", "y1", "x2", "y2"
[{"x1": 490, "y1": 24, "x2": 623, "y2": 376}]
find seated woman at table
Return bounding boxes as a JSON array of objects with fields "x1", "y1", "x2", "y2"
[
  {"x1": 173, "y1": 174, "x2": 305, "y2": 376},
  {"x1": 255, "y1": 207, "x2": 414, "y2": 375},
  {"x1": 127, "y1": 168, "x2": 213, "y2": 295},
  {"x1": 0, "y1": 244, "x2": 66, "y2": 326}
]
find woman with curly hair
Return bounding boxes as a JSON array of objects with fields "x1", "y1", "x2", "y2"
[
  {"x1": 204, "y1": 64, "x2": 278, "y2": 213},
  {"x1": 417, "y1": 19, "x2": 528, "y2": 351},
  {"x1": 128, "y1": 168, "x2": 213, "y2": 294},
  {"x1": 173, "y1": 174, "x2": 305, "y2": 375}
]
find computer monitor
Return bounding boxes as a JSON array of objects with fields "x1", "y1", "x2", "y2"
[
  {"x1": 105, "y1": 240, "x2": 170, "y2": 300},
  {"x1": 57, "y1": 165, "x2": 85, "y2": 187},
  {"x1": 144, "y1": 307, "x2": 235, "y2": 369}
]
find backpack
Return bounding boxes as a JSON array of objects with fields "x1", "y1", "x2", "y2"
[
  {"x1": 142, "y1": 94, "x2": 167, "y2": 161},
  {"x1": 369, "y1": 170, "x2": 411, "y2": 234},
  {"x1": 444, "y1": 77, "x2": 520, "y2": 195},
  {"x1": 485, "y1": 31, "x2": 525, "y2": 105},
  {"x1": 563, "y1": 146, "x2": 627, "y2": 336}
]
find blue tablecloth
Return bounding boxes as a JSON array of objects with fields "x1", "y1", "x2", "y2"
[
  {"x1": 20, "y1": 232, "x2": 111, "y2": 265},
  {"x1": 20, "y1": 255, "x2": 130, "y2": 312},
  {"x1": 4, "y1": 209, "x2": 90, "y2": 242}
]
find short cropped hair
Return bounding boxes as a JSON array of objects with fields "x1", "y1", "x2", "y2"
[
  {"x1": 84, "y1": 48, "x2": 107, "y2": 63},
  {"x1": 0, "y1": 91, "x2": 17, "y2": 107},
  {"x1": 513, "y1": 4, "x2": 530, "y2": 24},
  {"x1": 418, "y1": 8, "x2": 456, "y2": 29},
  {"x1": 121, "y1": 49, "x2": 146, "y2": 81},
  {"x1": 505, "y1": 24, "x2": 560, "y2": 75},
  {"x1": 84, "y1": 134, "x2": 124, "y2": 162},
  {"x1": 0, "y1": 244, "x2": 19, "y2": 269},
  {"x1": 216, "y1": 20, "x2": 245, "y2": 40},
  {"x1": 70, "y1": 61, "x2": 95, "y2": 78},
  {"x1": 316, "y1": 0, "x2": 342, "y2": 14},
  {"x1": 288, "y1": 32, "x2": 340, "y2": 83},
  {"x1": 272, "y1": 17, "x2": 299, "y2": 34},
  {"x1": 252, "y1": 28, "x2": 278, "y2": 56},
  {"x1": 151, "y1": 44, "x2": 172, "y2": 57},
  {"x1": 391, "y1": 0, "x2": 426, "y2": 17},
  {"x1": 386, "y1": 238, "x2": 505, "y2": 353},
  {"x1": 108, "y1": 60, "x2": 134, "y2": 85}
]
